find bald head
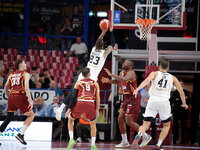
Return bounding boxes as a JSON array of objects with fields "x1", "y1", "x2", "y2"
[
  {"x1": 122, "y1": 60, "x2": 133, "y2": 71},
  {"x1": 50, "y1": 80, "x2": 56, "y2": 89}
]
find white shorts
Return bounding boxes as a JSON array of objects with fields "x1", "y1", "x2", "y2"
[
  {"x1": 143, "y1": 97, "x2": 171, "y2": 121},
  {"x1": 77, "y1": 72, "x2": 98, "y2": 82}
]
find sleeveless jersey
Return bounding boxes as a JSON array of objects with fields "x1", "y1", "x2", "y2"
[
  {"x1": 87, "y1": 46, "x2": 106, "y2": 76},
  {"x1": 9, "y1": 70, "x2": 26, "y2": 95},
  {"x1": 149, "y1": 71, "x2": 173, "y2": 99},
  {"x1": 77, "y1": 78, "x2": 97, "y2": 101},
  {"x1": 120, "y1": 71, "x2": 137, "y2": 95}
]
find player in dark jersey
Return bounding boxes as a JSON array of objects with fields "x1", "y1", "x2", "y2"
[
  {"x1": 102, "y1": 60, "x2": 151, "y2": 148},
  {"x1": 65, "y1": 67, "x2": 100, "y2": 150},
  {"x1": 0, "y1": 59, "x2": 35, "y2": 145}
]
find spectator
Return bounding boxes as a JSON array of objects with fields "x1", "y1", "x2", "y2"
[
  {"x1": 30, "y1": 67, "x2": 39, "y2": 88},
  {"x1": 49, "y1": 80, "x2": 63, "y2": 99},
  {"x1": 3, "y1": 67, "x2": 13, "y2": 86},
  {"x1": 35, "y1": 81, "x2": 42, "y2": 89},
  {"x1": 60, "y1": 17, "x2": 73, "y2": 51},
  {"x1": 38, "y1": 96, "x2": 47, "y2": 117},
  {"x1": 70, "y1": 6, "x2": 83, "y2": 35},
  {"x1": 47, "y1": 96, "x2": 61, "y2": 117},
  {"x1": 170, "y1": 80, "x2": 191, "y2": 144},
  {"x1": 76, "y1": 113, "x2": 91, "y2": 142},
  {"x1": 68, "y1": 36, "x2": 88, "y2": 65},
  {"x1": 78, "y1": 4, "x2": 84, "y2": 16},
  {"x1": 33, "y1": 97, "x2": 45, "y2": 117},
  {"x1": 0, "y1": 69, "x2": 4, "y2": 88},
  {"x1": 43, "y1": 68, "x2": 53, "y2": 88},
  {"x1": 97, "y1": 109, "x2": 106, "y2": 123},
  {"x1": 39, "y1": 73, "x2": 46, "y2": 88}
]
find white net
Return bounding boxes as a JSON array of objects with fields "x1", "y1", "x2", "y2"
[{"x1": 136, "y1": 19, "x2": 156, "y2": 41}]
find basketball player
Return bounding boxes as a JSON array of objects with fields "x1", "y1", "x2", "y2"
[
  {"x1": 0, "y1": 59, "x2": 35, "y2": 145},
  {"x1": 132, "y1": 60, "x2": 188, "y2": 150},
  {"x1": 65, "y1": 68, "x2": 100, "y2": 150},
  {"x1": 101, "y1": 60, "x2": 151, "y2": 148},
  {"x1": 55, "y1": 26, "x2": 113, "y2": 121}
]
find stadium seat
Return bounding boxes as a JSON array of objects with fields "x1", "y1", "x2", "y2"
[
  {"x1": 49, "y1": 68, "x2": 60, "y2": 78},
  {"x1": 0, "y1": 48, "x2": 5, "y2": 55},
  {"x1": 68, "y1": 57, "x2": 79, "y2": 67},
  {"x1": 39, "y1": 62, "x2": 50, "y2": 69},
  {"x1": 62, "y1": 69, "x2": 74, "y2": 80},
  {"x1": 55, "y1": 56, "x2": 66, "y2": 64},
  {"x1": 51, "y1": 50, "x2": 62, "y2": 57},
  {"x1": 16, "y1": 55, "x2": 27, "y2": 62},
  {"x1": 27, "y1": 61, "x2": 38, "y2": 68},
  {"x1": 51, "y1": 62, "x2": 63, "y2": 70},
  {"x1": 59, "y1": 76, "x2": 72, "y2": 88},
  {"x1": 40, "y1": 50, "x2": 50, "y2": 57},
  {"x1": 68, "y1": 63, "x2": 76, "y2": 73},
  {"x1": 3, "y1": 54, "x2": 14, "y2": 63},
  {"x1": 27, "y1": 49, "x2": 38, "y2": 56},
  {"x1": 40, "y1": 56, "x2": 53, "y2": 63},
  {"x1": 7, "y1": 48, "x2": 18, "y2": 56},
  {"x1": 28, "y1": 55, "x2": 40, "y2": 62}
]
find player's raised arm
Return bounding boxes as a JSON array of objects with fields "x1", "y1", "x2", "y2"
[
  {"x1": 97, "y1": 28, "x2": 108, "y2": 40},
  {"x1": 24, "y1": 72, "x2": 33, "y2": 110},
  {"x1": 173, "y1": 76, "x2": 188, "y2": 109},
  {"x1": 103, "y1": 45, "x2": 113, "y2": 58}
]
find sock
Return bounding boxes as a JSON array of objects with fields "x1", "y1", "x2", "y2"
[
  {"x1": 59, "y1": 103, "x2": 66, "y2": 111},
  {"x1": 157, "y1": 140, "x2": 163, "y2": 147},
  {"x1": 20, "y1": 124, "x2": 28, "y2": 135},
  {"x1": 69, "y1": 131, "x2": 73, "y2": 140},
  {"x1": 121, "y1": 134, "x2": 128, "y2": 143},
  {"x1": 91, "y1": 137, "x2": 96, "y2": 146}
]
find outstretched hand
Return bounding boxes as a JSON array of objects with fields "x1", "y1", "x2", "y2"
[
  {"x1": 101, "y1": 77, "x2": 110, "y2": 83},
  {"x1": 104, "y1": 68, "x2": 112, "y2": 76},
  {"x1": 109, "y1": 24, "x2": 114, "y2": 32},
  {"x1": 181, "y1": 103, "x2": 189, "y2": 110}
]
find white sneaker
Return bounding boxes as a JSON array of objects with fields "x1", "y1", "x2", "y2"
[
  {"x1": 55, "y1": 109, "x2": 61, "y2": 121},
  {"x1": 139, "y1": 134, "x2": 152, "y2": 147},
  {"x1": 76, "y1": 137, "x2": 82, "y2": 142},
  {"x1": 115, "y1": 141, "x2": 130, "y2": 148}
]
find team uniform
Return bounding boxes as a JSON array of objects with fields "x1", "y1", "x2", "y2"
[
  {"x1": 120, "y1": 70, "x2": 138, "y2": 116},
  {"x1": 143, "y1": 71, "x2": 173, "y2": 121},
  {"x1": 77, "y1": 47, "x2": 106, "y2": 81},
  {"x1": 71, "y1": 78, "x2": 97, "y2": 121},
  {"x1": 8, "y1": 70, "x2": 29, "y2": 114}
]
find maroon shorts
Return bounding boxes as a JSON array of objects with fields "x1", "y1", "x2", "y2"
[
  {"x1": 71, "y1": 101, "x2": 96, "y2": 121},
  {"x1": 8, "y1": 94, "x2": 30, "y2": 114},
  {"x1": 120, "y1": 94, "x2": 138, "y2": 116}
]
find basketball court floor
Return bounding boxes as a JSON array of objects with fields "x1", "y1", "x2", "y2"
[{"x1": 0, "y1": 141, "x2": 200, "y2": 150}]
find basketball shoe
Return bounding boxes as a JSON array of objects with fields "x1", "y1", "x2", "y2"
[
  {"x1": 115, "y1": 141, "x2": 130, "y2": 148},
  {"x1": 67, "y1": 139, "x2": 75, "y2": 149},
  {"x1": 154, "y1": 145, "x2": 164, "y2": 150},
  {"x1": 139, "y1": 134, "x2": 152, "y2": 147},
  {"x1": 15, "y1": 133, "x2": 27, "y2": 145}
]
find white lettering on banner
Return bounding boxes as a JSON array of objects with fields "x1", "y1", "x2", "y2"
[
  {"x1": 0, "y1": 121, "x2": 52, "y2": 141},
  {"x1": 0, "y1": 89, "x2": 56, "y2": 105}
]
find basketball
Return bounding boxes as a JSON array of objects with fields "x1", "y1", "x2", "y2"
[{"x1": 99, "y1": 19, "x2": 110, "y2": 30}]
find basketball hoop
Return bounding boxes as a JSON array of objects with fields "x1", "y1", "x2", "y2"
[{"x1": 136, "y1": 19, "x2": 156, "y2": 41}]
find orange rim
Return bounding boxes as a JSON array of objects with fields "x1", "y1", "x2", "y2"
[{"x1": 136, "y1": 19, "x2": 156, "y2": 27}]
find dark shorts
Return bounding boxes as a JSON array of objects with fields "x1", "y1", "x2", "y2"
[
  {"x1": 71, "y1": 101, "x2": 96, "y2": 121},
  {"x1": 120, "y1": 94, "x2": 138, "y2": 116},
  {"x1": 8, "y1": 94, "x2": 30, "y2": 114}
]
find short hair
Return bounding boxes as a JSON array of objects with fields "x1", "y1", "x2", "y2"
[
  {"x1": 31, "y1": 67, "x2": 37, "y2": 71},
  {"x1": 160, "y1": 60, "x2": 168, "y2": 69},
  {"x1": 15, "y1": 59, "x2": 24, "y2": 70},
  {"x1": 95, "y1": 38, "x2": 104, "y2": 50},
  {"x1": 43, "y1": 68, "x2": 48, "y2": 72},
  {"x1": 82, "y1": 67, "x2": 90, "y2": 77},
  {"x1": 39, "y1": 73, "x2": 45, "y2": 77},
  {"x1": 124, "y1": 60, "x2": 133, "y2": 68}
]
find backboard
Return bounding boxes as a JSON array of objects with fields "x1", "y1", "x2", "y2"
[{"x1": 109, "y1": 0, "x2": 186, "y2": 30}]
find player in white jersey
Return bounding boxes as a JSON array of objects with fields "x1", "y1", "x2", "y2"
[
  {"x1": 55, "y1": 27, "x2": 113, "y2": 121},
  {"x1": 132, "y1": 60, "x2": 188, "y2": 150}
]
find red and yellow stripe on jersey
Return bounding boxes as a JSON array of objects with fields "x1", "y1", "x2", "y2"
[
  {"x1": 120, "y1": 71, "x2": 137, "y2": 95},
  {"x1": 77, "y1": 78, "x2": 96, "y2": 101},
  {"x1": 9, "y1": 70, "x2": 26, "y2": 95}
]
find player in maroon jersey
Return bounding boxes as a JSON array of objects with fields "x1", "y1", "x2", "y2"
[
  {"x1": 65, "y1": 67, "x2": 100, "y2": 150},
  {"x1": 0, "y1": 59, "x2": 35, "y2": 145},
  {"x1": 101, "y1": 60, "x2": 151, "y2": 148}
]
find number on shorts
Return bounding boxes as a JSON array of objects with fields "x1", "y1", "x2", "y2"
[
  {"x1": 89, "y1": 55, "x2": 100, "y2": 65},
  {"x1": 11, "y1": 77, "x2": 20, "y2": 86},
  {"x1": 158, "y1": 79, "x2": 168, "y2": 88}
]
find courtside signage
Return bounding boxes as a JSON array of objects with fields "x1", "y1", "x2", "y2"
[{"x1": 0, "y1": 121, "x2": 52, "y2": 141}]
